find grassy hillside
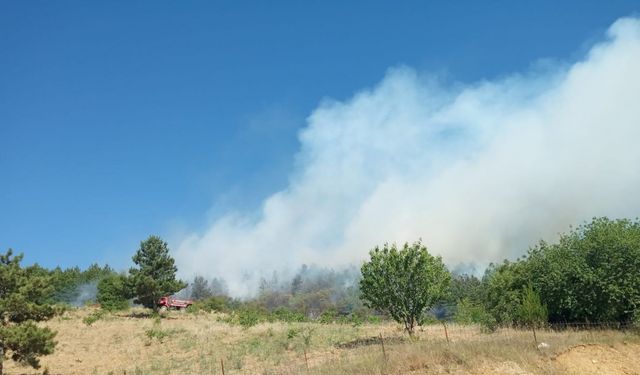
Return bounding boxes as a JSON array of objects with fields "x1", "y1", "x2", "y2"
[{"x1": 4, "y1": 308, "x2": 639, "y2": 375}]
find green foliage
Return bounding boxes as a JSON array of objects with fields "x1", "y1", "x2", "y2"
[
  {"x1": 483, "y1": 217, "x2": 640, "y2": 324},
  {"x1": 271, "y1": 307, "x2": 307, "y2": 323},
  {"x1": 143, "y1": 318, "x2": 185, "y2": 344},
  {"x1": 516, "y1": 284, "x2": 547, "y2": 328},
  {"x1": 237, "y1": 308, "x2": 265, "y2": 329},
  {"x1": 0, "y1": 322, "x2": 56, "y2": 369},
  {"x1": 482, "y1": 260, "x2": 528, "y2": 324},
  {"x1": 359, "y1": 240, "x2": 451, "y2": 335},
  {"x1": 319, "y1": 309, "x2": 338, "y2": 324},
  {"x1": 454, "y1": 298, "x2": 492, "y2": 325},
  {"x1": 97, "y1": 275, "x2": 129, "y2": 311},
  {"x1": 189, "y1": 296, "x2": 230, "y2": 313},
  {"x1": 189, "y1": 275, "x2": 212, "y2": 300},
  {"x1": 48, "y1": 264, "x2": 117, "y2": 305},
  {"x1": 0, "y1": 249, "x2": 58, "y2": 371},
  {"x1": 447, "y1": 274, "x2": 483, "y2": 305},
  {"x1": 528, "y1": 217, "x2": 640, "y2": 323},
  {"x1": 83, "y1": 310, "x2": 107, "y2": 326},
  {"x1": 128, "y1": 236, "x2": 186, "y2": 309}
]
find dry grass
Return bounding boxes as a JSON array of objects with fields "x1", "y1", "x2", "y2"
[{"x1": 3, "y1": 308, "x2": 639, "y2": 375}]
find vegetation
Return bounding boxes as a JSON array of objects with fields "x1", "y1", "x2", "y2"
[
  {"x1": 359, "y1": 241, "x2": 451, "y2": 335},
  {"x1": 0, "y1": 250, "x2": 57, "y2": 374},
  {"x1": 189, "y1": 275, "x2": 213, "y2": 300},
  {"x1": 7, "y1": 308, "x2": 638, "y2": 375},
  {"x1": 483, "y1": 217, "x2": 640, "y2": 325},
  {"x1": 3, "y1": 217, "x2": 640, "y2": 373},
  {"x1": 96, "y1": 275, "x2": 129, "y2": 311},
  {"x1": 128, "y1": 236, "x2": 186, "y2": 310}
]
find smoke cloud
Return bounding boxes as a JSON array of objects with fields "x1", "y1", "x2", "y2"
[{"x1": 175, "y1": 17, "x2": 640, "y2": 296}]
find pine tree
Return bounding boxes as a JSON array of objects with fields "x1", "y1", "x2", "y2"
[
  {"x1": 128, "y1": 236, "x2": 186, "y2": 309},
  {"x1": 0, "y1": 249, "x2": 57, "y2": 374},
  {"x1": 190, "y1": 276, "x2": 212, "y2": 300}
]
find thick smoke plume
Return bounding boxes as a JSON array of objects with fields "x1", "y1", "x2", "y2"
[{"x1": 175, "y1": 18, "x2": 640, "y2": 296}]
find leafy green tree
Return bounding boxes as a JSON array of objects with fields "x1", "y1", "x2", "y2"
[
  {"x1": 97, "y1": 274, "x2": 129, "y2": 311},
  {"x1": 482, "y1": 217, "x2": 640, "y2": 325},
  {"x1": 128, "y1": 236, "x2": 186, "y2": 309},
  {"x1": 359, "y1": 241, "x2": 451, "y2": 335},
  {"x1": 447, "y1": 273, "x2": 483, "y2": 305},
  {"x1": 527, "y1": 217, "x2": 640, "y2": 323},
  {"x1": 482, "y1": 260, "x2": 529, "y2": 324},
  {"x1": 0, "y1": 250, "x2": 57, "y2": 374}
]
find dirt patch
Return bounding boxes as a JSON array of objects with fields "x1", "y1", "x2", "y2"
[{"x1": 553, "y1": 343, "x2": 640, "y2": 375}]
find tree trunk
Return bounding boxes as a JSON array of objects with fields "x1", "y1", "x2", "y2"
[
  {"x1": 532, "y1": 326, "x2": 538, "y2": 344},
  {"x1": 1, "y1": 343, "x2": 4, "y2": 375}
]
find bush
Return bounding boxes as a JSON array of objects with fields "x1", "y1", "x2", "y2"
[
  {"x1": 83, "y1": 310, "x2": 107, "y2": 326},
  {"x1": 237, "y1": 308, "x2": 264, "y2": 329},
  {"x1": 189, "y1": 296, "x2": 229, "y2": 313},
  {"x1": 319, "y1": 309, "x2": 338, "y2": 324},
  {"x1": 271, "y1": 307, "x2": 307, "y2": 323},
  {"x1": 454, "y1": 298, "x2": 492, "y2": 325},
  {"x1": 480, "y1": 315, "x2": 498, "y2": 333},
  {"x1": 97, "y1": 275, "x2": 129, "y2": 311}
]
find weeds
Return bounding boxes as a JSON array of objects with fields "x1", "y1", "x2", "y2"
[{"x1": 83, "y1": 310, "x2": 107, "y2": 326}]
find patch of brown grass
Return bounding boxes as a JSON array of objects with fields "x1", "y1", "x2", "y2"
[{"x1": 3, "y1": 309, "x2": 638, "y2": 375}]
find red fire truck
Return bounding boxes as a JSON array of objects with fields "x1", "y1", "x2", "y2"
[{"x1": 157, "y1": 296, "x2": 193, "y2": 311}]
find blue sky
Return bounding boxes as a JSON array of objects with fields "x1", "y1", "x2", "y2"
[{"x1": 1, "y1": 1, "x2": 638, "y2": 270}]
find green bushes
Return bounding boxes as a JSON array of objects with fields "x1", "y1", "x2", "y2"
[
  {"x1": 271, "y1": 307, "x2": 307, "y2": 323},
  {"x1": 83, "y1": 310, "x2": 107, "y2": 326},
  {"x1": 483, "y1": 218, "x2": 640, "y2": 325},
  {"x1": 97, "y1": 275, "x2": 129, "y2": 311},
  {"x1": 189, "y1": 296, "x2": 230, "y2": 313},
  {"x1": 454, "y1": 298, "x2": 492, "y2": 325}
]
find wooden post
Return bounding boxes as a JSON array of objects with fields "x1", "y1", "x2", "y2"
[
  {"x1": 1, "y1": 345, "x2": 4, "y2": 375},
  {"x1": 304, "y1": 348, "x2": 309, "y2": 371},
  {"x1": 379, "y1": 333, "x2": 387, "y2": 361},
  {"x1": 220, "y1": 358, "x2": 225, "y2": 375},
  {"x1": 442, "y1": 321, "x2": 450, "y2": 344}
]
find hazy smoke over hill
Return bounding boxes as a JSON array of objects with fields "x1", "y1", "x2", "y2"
[{"x1": 175, "y1": 17, "x2": 640, "y2": 296}]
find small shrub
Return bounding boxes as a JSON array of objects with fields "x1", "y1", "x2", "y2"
[
  {"x1": 272, "y1": 307, "x2": 307, "y2": 323},
  {"x1": 455, "y1": 298, "x2": 492, "y2": 325},
  {"x1": 480, "y1": 315, "x2": 499, "y2": 333},
  {"x1": 366, "y1": 315, "x2": 382, "y2": 324},
  {"x1": 83, "y1": 310, "x2": 106, "y2": 326},
  {"x1": 237, "y1": 308, "x2": 265, "y2": 329},
  {"x1": 319, "y1": 309, "x2": 338, "y2": 324},
  {"x1": 286, "y1": 327, "x2": 300, "y2": 339},
  {"x1": 189, "y1": 296, "x2": 229, "y2": 313},
  {"x1": 97, "y1": 275, "x2": 129, "y2": 312},
  {"x1": 145, "y1": 327, "x2": 169, "y2": 342}
]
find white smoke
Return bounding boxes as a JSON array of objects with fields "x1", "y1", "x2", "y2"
[{"x1": 175, "y1": 17, "x2": 640, "y2": 296}]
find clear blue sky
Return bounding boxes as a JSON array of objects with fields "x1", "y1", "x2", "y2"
[{"x1": 1, "y1": 1, "x2": 638, "y2": 270}]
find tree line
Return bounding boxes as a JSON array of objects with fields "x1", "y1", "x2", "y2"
[{"x1": 2, "y1": 217, "x2": 639, "y2": 373}]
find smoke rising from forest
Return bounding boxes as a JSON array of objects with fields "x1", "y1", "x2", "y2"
[{"x1": 175, "y1": 17, "x2": 640, "y2": 296}]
